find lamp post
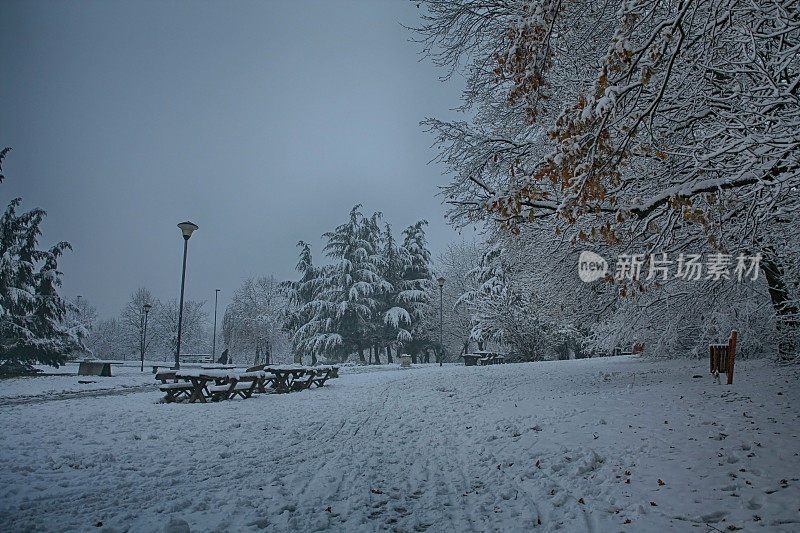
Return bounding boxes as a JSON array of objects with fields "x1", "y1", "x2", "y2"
[
  {"x1": 174, "y1": 221, "x2": 198, "y2": 369},
  {"x1": 437, "y1": 276, "x2": 445, "y2": 366},
  {"x1": 141, "y1": 303, "x2": 152, "y2": 371},
  {"x1": 212, "y1": 288, "x2": 220, "y2": 363}
]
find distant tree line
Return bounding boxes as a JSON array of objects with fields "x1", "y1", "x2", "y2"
[{"x1": 85, "y1": 287, "x2": 210, "y2": 362}]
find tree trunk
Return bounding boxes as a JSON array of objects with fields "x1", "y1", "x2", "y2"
[
  {"x1": 386, "y1": 345, "x2": 393, "y2": 364},
  {"x1": 264, "y1": 346, "x2": 271, "y2": 365},
  {"x1": 311, "y1": 352, "x2": 317, "y2": 365},
  {"x1": 358, "y1": 344, "x2": 365, "y2": 363},
  {"x1": 374, "y1": 343, "x2": 381, "y2": 364},
  {"x1": 411, "y1": 352, "x2": 417, "y2": 364},
  {"x1": 761, "y1": 250, "x2": 799, "y2": 358},
  {"x1": 254, "y1": 346, "x2": 260, "y2": 367}
]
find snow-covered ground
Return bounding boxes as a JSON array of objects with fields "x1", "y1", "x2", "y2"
[
  {"x1": 0, "y1": 363, "x2": 157, "y2": 403},
  {"x1": 0, "y1": 356, "x2": 798, "y2": 532}
]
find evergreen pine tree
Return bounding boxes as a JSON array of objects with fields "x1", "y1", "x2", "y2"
[
  {"x1": 398, "y1": 220, "x2": 435, "y2": 361},
  {"x1": 283, "y1": 241, "x2": 324, "y2": 364},
  {"x1": 320, "y1": 205, "x2": 383, "y2": 362},
  {"x1": 0, "y1": 149, "x2": 82, "y2": 373},
  {"x1": 379, "y1": 223, "x2": 407, "y2": 363}
]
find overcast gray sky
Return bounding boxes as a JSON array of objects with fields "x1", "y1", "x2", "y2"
[{"x1": 1, "y1": 0, "x2": 468, "y2": 318}]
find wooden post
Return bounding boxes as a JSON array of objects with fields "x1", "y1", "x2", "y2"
[
  {"x1": 727, "y1": 330, "x2": 738, "y2": 385},
  {"x1": 710, "y1": 345, "x2": 715, "y2": 373}
]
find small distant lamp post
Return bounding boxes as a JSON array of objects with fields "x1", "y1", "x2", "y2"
[
  {"x1": 212, "y1": 288, "x2": 220, "y2": 363},
  {"x1": 174, "y1": 221, "x2": 198, "y2": 369},
  {"x1": 437, "y1": 276, "x2": 445, "y2": 366},
  {"x1": 141, "y1": 303, "x2": 152, "y2": 371}
]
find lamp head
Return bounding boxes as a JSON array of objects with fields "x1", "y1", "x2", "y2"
[
  {"x1": 437, "y1": 276, "x2": 446, "y2": 287},
  {"x1": 143, "y1": 304, "x2": 152, "y2": 313},
  {"x1": 177, "y1": 221, "x2": 198, "y2": 240}
]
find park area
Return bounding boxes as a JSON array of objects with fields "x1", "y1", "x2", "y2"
[{"x1": 1, "y1": 356, "x2": 799, "y2": 532}]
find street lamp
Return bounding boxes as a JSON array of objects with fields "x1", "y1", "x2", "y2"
[
  {"x1": 141, "y1": 303, "x2": 152, "y2": 371},
  {"x1": 212, "y1": 289, "x2": 220, "y2": 363},
  {"x1": 174, "y1": 221, "x2": 198, "y2": 369},
  {"x1": 437, "y1": 276, "x2": 445, "y2": 366}
]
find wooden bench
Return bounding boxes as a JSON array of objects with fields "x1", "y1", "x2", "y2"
[
  {"x1": 710, "y1": 330, "x2": 738, "y2": 385},
  {"x1": 156, "y1": 371, "x2": 194, "y2": 402},
  {"x1": 290, "y1": 372, "x2": 316, "y2": 391},
  {"x1": 312, "y1": 368, "x2": 333, "y2": 387},
  {"x1": 462, "y1": 354, "x2": 481, "y2": 366},
  {"x1": 208, "y1": 379, "x2": 257, "y2": 401},
  {"x1": 237, "y1": 371, "x2": 271, "y2": 394},
  {"x1": 181, "y1": 354, "x2": 213, "y2": 364}
]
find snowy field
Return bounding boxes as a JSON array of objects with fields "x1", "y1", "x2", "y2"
[{"x1": 1, "y1": 357, "x2": 798, "y2": 532}]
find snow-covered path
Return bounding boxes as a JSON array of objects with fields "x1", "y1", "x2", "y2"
[{"x1": 1, "y1": 357, "x2": 798, "y2": 532}]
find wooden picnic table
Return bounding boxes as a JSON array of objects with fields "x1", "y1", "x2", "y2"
[
  {"x1": 264, "y1": 366, "x2": 311, "y2": 393},
  {"x1": 157, "y1": 365, "x2": 335, "y2": 402},
  {"x1": 160, "y1": 369, "x2": 264, "y2": 402},
  {"x1": 173, "y1": 370, "x2": 223, "y2": 402}
]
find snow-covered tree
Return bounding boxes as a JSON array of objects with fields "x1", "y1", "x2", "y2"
[
  {"x1": 283, "y1": 241, "x2": 323, "y2": 364},
  {"x1": 436, "y1": 239, "x2": 483, "y2": 359},
  {"x1": 155, "y1": 299, "x2": 209, "y2": 358},
  {"x1": 0, "y1": 148, "x2": 83, "y2": 373},
  {"x1": 287, "y1": 206, "x2": 437, "y2": 363},
  {"x1": 86, "y1": 318, "x2": 125, "y2": 360},
  {"x1": 397, "y1": 220, "x2": 436, "y2": 362},
  {"x1": 223, "y1": 276, "x2": 290, "y2": 366},
  {"x1": 415, "y1": 0, "x2": 800, "y2": 358},
  {"x1": 310, "y1": 205, "x2": 385, "y2": 361},
  {"x1": 119, "y1": 288, "x2": 160, "y2": 360},
  {"x1": 66, "y1": 296, "x2": 97, "y2": 336},
  {"x1": 377, "y1": 223, "x2": 406, "y2": 363}
]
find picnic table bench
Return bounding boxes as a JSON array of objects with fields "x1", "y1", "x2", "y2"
[
  {"x1": 155, "y1": 371, "x2": 195, "y2": 402},
  {"x1": 265, "y1": 366, "x2": 312, "y2": 393},
  {"x1": 181, "y1": 354, "x2": 213, "y2": 364},
  {"x1": 156, "y1": 365, "x2": 337, "y2": 402},
  {"x1": 466, "y1": 352, "x2": 506, "y2": 365},
  {"x1": 207, "y1": 379, "x2": 258, "y2": 401},
  {"x1": 312, "y1": 367, "x2": 334, "y2": 387},
  {"x1": 461, "y1": 354, "x2": 481, "y2": 366}
]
